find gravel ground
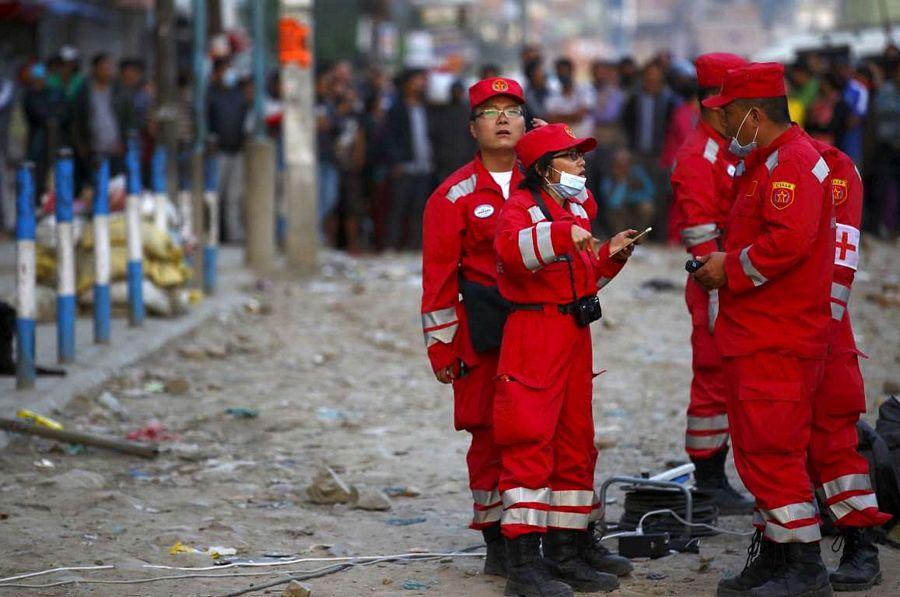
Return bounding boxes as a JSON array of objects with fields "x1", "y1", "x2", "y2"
[{"x1": 0, "y1": 242, "x2": 897, "y2": 597}]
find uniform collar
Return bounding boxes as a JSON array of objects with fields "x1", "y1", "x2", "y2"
[
  {"x1": 474, "y1": 152, "x2": 524, "y2": 195},
  {"x1": 744, "y1": 124, "x2": 803, "y2": 173},
  {"x1": 699, "y1": 119, "x2": 727, "y2": 148}
]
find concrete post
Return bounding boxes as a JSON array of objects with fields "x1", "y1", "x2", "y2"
[{"x1": 244, "y1": 139, "x2": 277, "y2": 270}]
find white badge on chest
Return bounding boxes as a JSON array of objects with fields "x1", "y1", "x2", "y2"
[{"x1": 474, "y1": 204, "x2": 495, "y2": 218}]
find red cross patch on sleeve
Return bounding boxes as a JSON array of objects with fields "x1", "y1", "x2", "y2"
[
  {"x1": 831, "y1": 178, "x2": 848, "y2": 206},
  {"x1": 770, "y1": 181, "x2": 796, "y2": 210}
]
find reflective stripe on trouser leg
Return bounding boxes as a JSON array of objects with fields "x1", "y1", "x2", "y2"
[
  {"x1": 502, "y1": 487, "x2": 550, "y2": 530},
  {"x1": 472, "y1": 488, "x2": 502, "y2": 526},
  {"x1": 547, "y1": 489, "x2": 594, "y2": 530},
  {"x1": 760, "y1": 501, "x2": 821, "y2": 543}
]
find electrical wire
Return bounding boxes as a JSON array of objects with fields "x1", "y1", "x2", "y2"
[{"x1": 637, "y1": 508, "x2": 755, "y2": 537}]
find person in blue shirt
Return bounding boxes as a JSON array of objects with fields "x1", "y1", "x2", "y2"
[{"x1": 600, "y1": 147, "x2": 655, "y2": 234}]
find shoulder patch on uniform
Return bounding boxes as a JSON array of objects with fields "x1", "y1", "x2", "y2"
[
  {"x1": 702, "y1": 138, "x2": 719, "y2": 164},
  {"x1": 770, "y1": 181, "x2": 796, "y2": 210},
  {"x1": 474, "y1": 204, "x2": 495, "y2": 218},
  {"x1": 831, "y1": 178, "x2": 848, "y2": 206},
  {"x1": 445, "y1": 173, "x2": 478, "y2": 203},
  {"x1": 765, "y1": 150, "x2": 779, "y2": 173},
  {"x1": 812, "y1": 157, "x2": 829, "y2": 183}
]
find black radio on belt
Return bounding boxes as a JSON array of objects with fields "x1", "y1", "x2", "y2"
[{"x1": 566, "y1": 295, "x2": 603, "y2": 327}]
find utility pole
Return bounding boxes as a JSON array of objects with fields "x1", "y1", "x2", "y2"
[
  {"x1": 154, "y1": 0, "x2": 178, "y2": 225},
  {"x1": 191, "y1": 0, "x2": 207, "y2": 289},
  {"x1": 244, "y1": 0, "x2": 277, "y2": 270},
  {"x1": 280, "y1": 0, "x2": 317, "y2": 274}
]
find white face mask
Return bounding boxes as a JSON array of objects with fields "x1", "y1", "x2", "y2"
[
  {"x1": 728, "y1": 108, "x2": 759, "y2": 158},
  {"x1": 547, "y1": 167, "x2": 587, "y2": 198}
]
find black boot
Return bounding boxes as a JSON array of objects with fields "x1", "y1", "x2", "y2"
[
  {"x1": 693, "y1": 448, "x2": 755, "y2": 515},
  {"x1": 483, "y1": 523, "x2": 507, "y2": 577},
  {"x1": 577, "y1": 522, "x2": 633, "y2": 577},
  {"x1": 750, "y1": 541, "x2": 833, "y2": 597},
  {"x1": 830, "y1": 527, "x2": 882, "y2": 591},
  {"x1": 542, "y1": 529, "x2": 619, "y2": 593},
  {"x1": 717, "y1": 530, "x2": 783, "y2": 596},
  {"x1": 504, "y1": 533, "x2": 573, "y2": 597}
]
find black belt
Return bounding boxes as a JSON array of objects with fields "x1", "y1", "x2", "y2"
[{"x1": 509, "y1": 301, "x2": 580, "y2": 315}]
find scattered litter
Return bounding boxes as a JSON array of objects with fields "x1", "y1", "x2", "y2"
[
  {"x1": 306, "y1": 467, "x2": 357, "y2": 505},
  {"x1": 207, "y1": 545, "x2": 237, "y2": 559},
  {"x1": 65, "y1": 443, "x2": 87, "y2": 455},
  {"x1": 401, "y1": 579, "x2": 435, "y2": 590},
  {"x1": 143, "y1": 381, "x2": 165, "y2": 394},
  {"x1": 34, "y1": 458, "x2": 55, "y2": 469},
  {"x1": 133, "y1": 503, "x2": 160, "y2": 514},
  {"x1": 17, "y1": 410, "x2": 63, "y2": 430},
  {"x1": 169, "y1": 540, "x2": 201, "y2": 555},
  {"x1": 282, "y1": 580, "x2": 312, "y2": 597},
  {"x1": 126, "y1": 421, "x2": 176, "y2": 442},
  {"x1": 316, "y1": 407, "x2": 348, "y2": 423},
  {"x1": 640, "y1": 278, "x2": 679, "y2": 292},
  {"x1": 129, "y1": 468, "x2": 151, "y2": 479},
  {"x1": 647, "y1": 572, "x2": 668, "y2": 581},
  {"x1": 697, "y1": 556, "x2": 714, "y2": 573},
  {"x1": 384, "y1": 517, "x2": 427, "y2": 526},
  {"x1": 96, "y1": 391, "x2": 130, "y2": 420},
  {"x1": 164, "y1": 377, "x2": 190, "y2": 395},
  {"x1": 225, "y1": 407, "x2": 259, "y2": 419},
  {"x1": 49, "y1": 469, "x2": 107, "y2": 490},
  {"x1": 384, "y1": 486, "x2": 422, "y2": 498},
  {"x1": 883, "y1": 380, "x2": 900, "y2": 395},
  {"x1": 0, "y1": 512, "x2": 8, "y2": 521},
  {"x1": 352, "y1": 487, "x2": 393, "y2": 511},
  {"x1": 109, "y1": 524, "x2": 126, "y2": 535}
]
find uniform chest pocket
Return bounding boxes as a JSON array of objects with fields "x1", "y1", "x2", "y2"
[{"x1": 731, "y1": 192, "x2": 760, "y2": 218}]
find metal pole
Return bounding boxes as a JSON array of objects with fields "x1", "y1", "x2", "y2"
[
  {"x1": 151, "y1": 145, "x2": 168, "y2": 230},
  {"x1": 191, "y1": 0, "x2": 208, "y2": 289},
  {"x1": 252, "y1": 0, "x2": 267, "y2": 137},
  {"x1": 15, "y1": 163, "x2": 37, "y2": 389},
  {"x1": 54, "y1": 149, "x2": 76, "y2": 364},
  {"x1": 281, "y1": 0, "x2": 318, "y2": 274},
  {"x1": 93, "y1": 158, "x2": 111, "y2": 344},
  {"x1": 125, "y1": 135, "x2": 145, "y2": 326},
  {"x1": 203, "y1": 148, "x2": 219, "y2": 294}
]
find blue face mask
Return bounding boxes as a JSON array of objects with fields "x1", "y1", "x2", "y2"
[
  {"x1": 728, "y1": 108, "x2": 759, "y2": 158},
  {"x1": 547, "y1": 167, "x2": 587, "y2": 199}
]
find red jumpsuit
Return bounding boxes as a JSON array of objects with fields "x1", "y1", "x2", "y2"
[
  {"x1": 717, "y1": 125, "x2": 833, "y2": 543},
  {"x1": 805, "y1": 138, "x2": 891, "y2": 528},
  {"x1": 493, "y1": 187, "x2": 624, "y2": 539},
  {"x1": 671, "y1": 120, "x2": 738, "y2": 459},
  {"x1": 421, "y1": 156, "x2": 523, "y2": 529}
]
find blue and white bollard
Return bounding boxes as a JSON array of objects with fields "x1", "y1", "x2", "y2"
[
  {"x1": 93, "y1": 158, "x2": 111, "y2": 344},
  {"x1": 15, "y1": 163, "x2": 37, "y2": 389},
  {"x1": 55, "y1": 149, "x2": 76, "y2": 364},
  {"x1": 203, "y1": 152, "x2": 219, "y2": 295},
  {"x1": 151, "y1": 145, "x2": 168, "y2": 231},
  {"x1": 126, "y1": 136, "x2": 145, "y2": 326}
]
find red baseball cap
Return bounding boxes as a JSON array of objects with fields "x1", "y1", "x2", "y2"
[
  {"x1": 702, "y1": 62, "x2": 787, "y2": 109},
  {"x1": 695, "y1": 53, "x2": 748, "y2": 88},
  {"x1": 468, "y1": 77, "x2": 525, "y2": 109},
  {"x1": 515, "y1": 123, "x2": 598, "y2": 170}
]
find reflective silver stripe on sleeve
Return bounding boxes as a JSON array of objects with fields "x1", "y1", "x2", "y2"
[
  {"x1": 445, "y1": 174, "x2": 477, "y2": 203},
  {"x1": 681, "y1": 223, "x2": 720, "y2": 247},
  {"x1": 831, "y1": 303, "x2": 846, "y2": 321},
  {"x1": 547, "y1": 511, "x2": 591, "y2": 529},
  {"x1": 473, "y1": 506, "x2": 502, "y2": 525},
  {"x1": 708, "y1": 288, "x2": 719, "y2": 332},
  {"x1": 502, "y1": 507, "x2": 548, "y2": 528},
  {"x1": 518, "y1": 226, "x2": 541, "y2": 271},
  {"x1": 535, "y1": 221, "x2": 556, "y2": 265},
  {"x1": 503, "y1": 487, "x2": 551, "y2": 507},
  {"x1": 739, "y1": 245, "x2": 768, "y2": 287},
  {"x1": 822, "y1": 474, "x2": 872, "y2": 499},
  {"x1": 569, "y1": 203, "x2": 589, "y2": 219},
  {"x1": 425, "y1": 323, "x2": 458, "y2": 347},
  {"x1": 765, "y1": 150, "x2": 779, "y2": 173},
  {"x1": 473, "y1": 489, "x2": 502, "y2": 507},
  {"x1": 528, "y1": 206, "x2": 546, "y2": 223},
  {"x1": 597, "y1": 277, "x2": 611, "y2": 290},
  {"x1": 830, "y1": 493, "x2": 880, "y2": 521},
  {"x1": 812, "y1": 157, "x2": 830, "y2": 183},
  {"x1": 703, "y1": 137, "x2": 719, "y2": 164},
  {"x1": 831, "y1": 282, "x2": 851, "y2": 304},
  {"x1": 549, "y1": 490, "x2": 595, "y2": 508},
  {"x1": 762, "y1": 502, "x2": 817, "y2": 525},
  {"x1": 686, "y1": 414, "x2": 729, "y2": 432},
  {"x1": 685, "y1": 432, "x2": 729, "y2": 450},
  {"x1": 422, "y1": 306, "x2": 457, "y2": 331},
  {"x1": 764, "y1": 520, "x2": 821, "y2": 543}
]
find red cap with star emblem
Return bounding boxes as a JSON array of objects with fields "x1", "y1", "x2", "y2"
[
  {"x1": 468, "y1": 77, "x2": 525, "y2": 109},
  {"x1": 515, "y1": 123, "x2": 597, "y2": 170},
  {"x1": 695, "y1": 53, "x2": 749, "y2": 88},
  {"x1": 702, "y1": 62, "x2": 786, "y2": 108}
]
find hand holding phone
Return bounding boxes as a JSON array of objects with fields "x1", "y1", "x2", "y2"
[{"x1": 609, "y1": 227, "x2": 652, "y2": 258}]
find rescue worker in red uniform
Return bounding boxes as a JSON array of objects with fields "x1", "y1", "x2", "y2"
[
  {"x1": 670, "y1": 52, "x2": 754, "y2": 514},
  {"x1": 693, "y1": 63, "x2": 836, "y2": 596},
  {"x1": 494, "y1": 123, "x2": 638, "y2": 596},
  {"x1": 805, "y1": 135, "x2": 891, "y2": 591},
  {"x1": 420, "y1": 77, "x2": 529, "y2": 577}
]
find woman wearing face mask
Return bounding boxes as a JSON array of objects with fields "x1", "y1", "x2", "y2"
[{"x1": 492, "y1": 123, "x2": 638, "y2": 597}]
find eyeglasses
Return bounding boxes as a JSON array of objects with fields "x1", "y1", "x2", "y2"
[
  {"x1": 475, "y1": 107, "x2": 525, "y2": 120},
  {"x1": 552, "y1": 149, "x2": 585, "y2": 162}
]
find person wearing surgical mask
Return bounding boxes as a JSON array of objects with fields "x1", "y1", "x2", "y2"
[{"x1": 491, "y1": 123, "x2": 638, "y2": 596}]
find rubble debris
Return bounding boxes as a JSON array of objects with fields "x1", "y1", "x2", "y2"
[
  {"x1": 49, "y1": 469, "x2": 107, "y2": 490},
  {"x1": 282, "y1": 580, "x2": 313, "y2": 597},
  {"x1": 352, "y1": 487, "x2": 393, "y2": 511},
  {"x1": 306, "y1": 467, "x2": 357, "y2": 505},
  {"x1": 225, "y1": 407, "x2": 260, "y2": 419}
]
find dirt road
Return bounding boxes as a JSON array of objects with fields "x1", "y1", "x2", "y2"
[{"x1": 1, "y1": 243, "x2": 897, "y2": 596}]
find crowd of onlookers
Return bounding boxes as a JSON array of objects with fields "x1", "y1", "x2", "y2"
[{"x1": 1, "y1": 43, "x2": 898, "y2": 248}]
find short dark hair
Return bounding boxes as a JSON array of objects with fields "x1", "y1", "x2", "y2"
[
  {"x1": 555, "y1": 58, "x2": 574, "y2": 71},
  {"x1": 734, "y1": 96, "x2": 791, "y2": 124},
  {"x1": 519, "y1": 154, "x2": 555, "y2": 193},
  {"x1": 91, "y1": 52, "x2": 110, "y2": 68},
  {"x1": 698, "y1": 86, "x2": 720, "y2": 102}
]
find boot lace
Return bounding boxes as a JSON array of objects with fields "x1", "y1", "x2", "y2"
[{"x1": 742, "y1": 530, "x2": 762, "y2": 572}]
